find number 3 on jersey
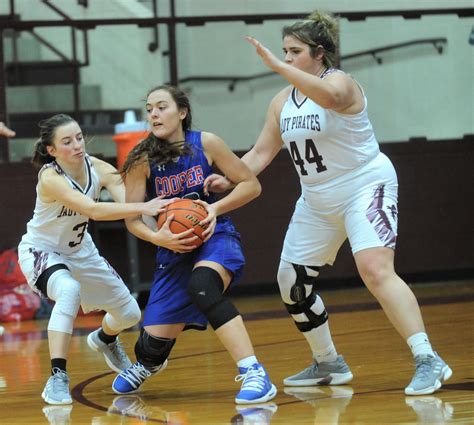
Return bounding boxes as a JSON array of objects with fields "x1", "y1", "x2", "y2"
[
  {"x1": 69, "y1": 221, "x2": 87, "y2": 248},
  {"x1": 289, "y1": 139, "x2": 327, "y2": 176}
]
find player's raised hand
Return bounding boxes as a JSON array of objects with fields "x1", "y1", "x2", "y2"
[
  {"x1": 0, "y1": 122, "x2": 15, "y2": 138},
  {"x1": 245, "y1": 36, "x2": 283, "y2": 72}
]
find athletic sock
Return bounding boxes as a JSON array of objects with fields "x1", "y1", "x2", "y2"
[
  {"x1": 98, "y1": 328, "x2": 117, "y2": 344},
  {"x1": 407, "y1": 332, "x2": 435, "y2": 357},
  {"x1": 51, "y1": 358, "x2": 67, "y2": 374},
  {"x1": 237, "y1": 355, "x2": 258, "y2": 369}
]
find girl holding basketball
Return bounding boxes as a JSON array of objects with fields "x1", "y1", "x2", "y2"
[
  {"x1": 205, "y1": 11, "x2": 451, "y2": 395},
  {"x1": 112, "y1": 85, "x2": 276, "y2": 405},
  {"x1": 18, "y1": 114, "x2": 168, "y2": 405}
]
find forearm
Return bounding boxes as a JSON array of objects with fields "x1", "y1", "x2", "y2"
[
  {"x1": 212, "y1": 179, "x2": 261, "y2": 216},
  {"x1": 89, "y1": 202, "x2": 146, "y2": 221},
  {"x1": 125, "y1": 217, "x2": 157, "y2": 243},
  {"x1": 276, "y1": 63, "x2": 341, "y2": 109},
  {"x1": 241, "y1": 149, "x2": 273, "y2": 177}
]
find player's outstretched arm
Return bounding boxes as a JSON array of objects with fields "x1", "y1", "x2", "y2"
[{"x1": 0, "y1": 122, "x2": 15, "y2": 137}]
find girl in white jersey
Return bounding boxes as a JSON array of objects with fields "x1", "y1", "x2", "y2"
[
  {"x1": 205, "y1": 11, "x2": 451, "y2": 396},
  {"x1": 18, "y1": 114, "x2": 168, "y2": 405}
]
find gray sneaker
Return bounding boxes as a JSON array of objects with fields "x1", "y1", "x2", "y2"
[
  {"x1": 283, "y1": 355, "x2": 353, "y2": 386},
  {"x1": 405, "y1": 352, "x2": 452, "y2": 395},
  {"x1": 87, "y1": 328, "x2": 132, "y2": 373},
  {"x1": 41, "y1": 368, "x2": 72, "y2": 405}
]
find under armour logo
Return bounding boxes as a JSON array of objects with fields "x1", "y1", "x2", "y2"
[
  {"x1": 156, "y1": 164, "x2": 166, "y2": 171},
  {"x1": 157, "y1": 264, "x2": 166, "y2": 269}
]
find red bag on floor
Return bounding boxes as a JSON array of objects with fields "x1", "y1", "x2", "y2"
[
  {"x1": 0, "y1": 248, "x2": 41, "y2": 322},
  {"x1": 0, "y1": 283, "x2": 41, "y2": 322},
  {"x1": 0, "y1": 248, "x2": 27, "y2": 288}
]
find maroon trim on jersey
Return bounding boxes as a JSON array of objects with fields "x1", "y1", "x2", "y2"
[
  {"x1": 291, "y1": 87, "x2": 308, "y2": 109},
  {"x1": 29, "y1": 247, "x2": 49, "y2": 284},
  {"x1": 47, "y1": 155, "x2": 93, "y2": 194},
  {"x1": 366, "y1": 184, "x2": 397, "y2": 249},
  {"x1": 320, "y1": 67, "x2": 338, "y2": 79}
]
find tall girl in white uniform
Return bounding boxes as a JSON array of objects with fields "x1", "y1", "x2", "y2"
[
  {"x1": 18, "y1": 114, "x2": 168, "y2": 405},
  {"x1": 205, "y1": 11, "x2": 451, "y2": 396}
]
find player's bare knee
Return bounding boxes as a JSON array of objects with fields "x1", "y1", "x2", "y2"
[
  {"x1": 135, "y1": 328, "x2": 175, "y2": 369},
  {"x1": 277, "y1": 261, "x2": 327, "y2": 332},
  {"x1": 188, "y1": 267, "x2": 239, "y2": 330},
  {"x1": 358, "y1": 262, "x2": 393, "y2": 289}
]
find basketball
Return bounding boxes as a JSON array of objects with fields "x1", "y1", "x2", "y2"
[{"x1": 157, "y1": 198, "x2": 209, "y2": 247}]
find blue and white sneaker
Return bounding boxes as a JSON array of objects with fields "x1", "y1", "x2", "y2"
[
  {"x1": 235, "y1": 363, "x2": 277, "y2": 405},
  {"x1": 112, "y1": 360, "x2": 168, "y2": 394}
]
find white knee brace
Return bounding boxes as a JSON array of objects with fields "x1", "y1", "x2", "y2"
[
  {"x1": 103, "y1": 296, "x2": 141, "y2": 333},
  {"x1": 46, "y1": 269, "x2": 81, "y2": 334}
]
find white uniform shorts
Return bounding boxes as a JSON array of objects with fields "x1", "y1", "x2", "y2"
[
  {"x1": 281, "y1": 153, "x2": 399, "y2": 267},
  {"x1": 18, "y1": 237, "x2": 133, "y2": 313}
]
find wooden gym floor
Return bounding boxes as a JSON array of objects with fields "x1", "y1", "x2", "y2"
[{"x1": 0, "y1": 279, "x2": 472, "y2": 424}]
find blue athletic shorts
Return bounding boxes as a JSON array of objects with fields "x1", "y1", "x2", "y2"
[{"x1": 142, "y1": 217, "x2": 245, "y2": 330}]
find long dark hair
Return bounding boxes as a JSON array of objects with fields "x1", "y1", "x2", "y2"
[
  {"x1": 282, "y1": 11, "x2": 339, "y2": 68},
  {"x1": 121, "y1": 85, "x2": 193, "y2": 176},
  {"x1": 31, "y1": 114, "x2": 77, "y2": 167}
]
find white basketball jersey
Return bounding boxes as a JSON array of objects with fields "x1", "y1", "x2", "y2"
[
  {"x1": 21, "y1": 155, "x2": 101, "y2": 254},
  {"x1": 280, "y1": 69, "x2": 380, "y2": 186}
]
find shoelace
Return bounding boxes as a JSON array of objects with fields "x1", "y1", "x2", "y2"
[
  {"x1": 414, "y1": 357, "x2": 435, "y2": 380},
  {"x1": 306, "y1": 362, "x2": 320, "y2": 374},
  {"x1": 120, "y1": 363, "x2": 153, "y2": 388},
  {"x1": 235, "y1": 366, "x2": 266, "y2": 392},
  {"x1": 51, "y1": 368, "x2": 69, "y2": 392},
  {"x1": 109, "y1": 340, "x2": 130, "y2": 363}
]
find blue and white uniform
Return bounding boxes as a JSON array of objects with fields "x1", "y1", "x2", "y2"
[
  {"x1": 142, "y1": 130, "x2": 245, "y2": 330},
  {"x1": 279, "y1": 69, "x2": 399, "y2": 267}
]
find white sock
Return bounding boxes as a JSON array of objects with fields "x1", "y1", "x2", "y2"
[
  {"x1": 407, "y1": 332, "x2": 435, "y2": 357},
  {"x1": 237, "y1": 355, "x2": 258, "y2": 369},
  {"x1": 302, "y1": 323, "x2": 338, "y2": 363},
  {"x1": 312, "y1": 344, "x2": 338, "y2": 363}
]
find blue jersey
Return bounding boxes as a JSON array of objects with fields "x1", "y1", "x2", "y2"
[
  {"x1": 142, "y1": 130, "x2": 245, "y2": 330},
  {"x1": 146, "y1": 130, "x2": 216, "y2": 202}
]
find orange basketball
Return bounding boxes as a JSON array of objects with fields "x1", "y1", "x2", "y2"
[{"x1": 157, "y1": 198, "x2": 209, "y2": 247}]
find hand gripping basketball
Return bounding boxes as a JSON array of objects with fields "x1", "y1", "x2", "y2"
[{"x1": 157, "y1": 198, "x2": 209, "y2": 248}]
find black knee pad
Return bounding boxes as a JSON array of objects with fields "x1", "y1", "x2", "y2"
[
  {"x1": 284, "y1": 264, "x2": 327, "y2": 332},
  {"x1": 188, "y1": 267, "x2": 239, "y2": 330},
  {"x1": 36, "y1": 264, "x2": 69, "y2": 297},
  {"x1": 134, "y1": 328, "x2": 175, "y2": 369},
  {"x1": 284, "y1": 290, "x2": 328, "y2": 332}
]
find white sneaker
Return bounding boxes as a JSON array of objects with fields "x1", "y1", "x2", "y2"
[
  {"x1": 405, "y1": 352, "x2": 452, "y2": 395},
  {"x1": 42, "y1": 368, "x2": 72, "y2": 405}
]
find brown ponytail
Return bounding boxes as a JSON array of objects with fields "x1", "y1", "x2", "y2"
[{"x1": 282, "y1": 11, "x2": 339, "y2": 68}]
